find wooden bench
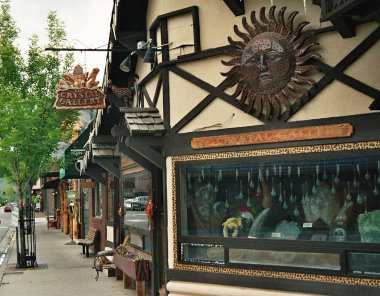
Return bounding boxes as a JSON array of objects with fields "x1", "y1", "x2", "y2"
[
  {"x1": 75, "y1": 227, "x2": 99, "y2": 257},
  {"x1": 47, "y1": 216, "x2": 57, "y2": 229}
]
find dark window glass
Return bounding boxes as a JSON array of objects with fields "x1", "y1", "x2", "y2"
[
  {"x1": 95, "y1": 182, "x2": 102, "y2": 217},
  {"x1": 123, "y1": 171, "x2": 151, "y2": 230},
  {"x1": 178, "y1": 155, "x2": 380, "y2": 244}
]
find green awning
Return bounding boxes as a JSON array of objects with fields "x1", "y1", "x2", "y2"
[
  {"x1": 41, "y1": 178, "x2": 60, "y2": 189},
  {"x1": 60, "y1": 125, "x2": 91, "y2": 179}
]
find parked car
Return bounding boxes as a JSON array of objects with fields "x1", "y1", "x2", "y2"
[
  {"x1": 4, "y1": 204, "x2": 12, "y2": 213},
  {"x1": 131, "y1": 196, "x2": 148, "y2": 211},
  {"x1": 124, "y1": 198, "x2": 134, "y2": 210}
]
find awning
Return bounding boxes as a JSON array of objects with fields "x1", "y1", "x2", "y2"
[
  {"x1": 41, "y1": 178, "x2": 60, "y2": 189},
  {"x1": 60, "y1": 125, "x2": 91, "y2": 179}
]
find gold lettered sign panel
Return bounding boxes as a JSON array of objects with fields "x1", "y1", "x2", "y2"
[
  {"x1": 54, "y1": 65, "x2": 106, "y2": 110},
  {"x1": 191, "y1": 123, "x2": 353, "y2": 150},
  {"x1": 80, "y1": 180, "x2": 96, "y2": 188}
]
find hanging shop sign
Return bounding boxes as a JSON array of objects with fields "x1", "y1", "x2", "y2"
[
  {"x1": 80, "y1": 180, "x2": 95, "y2": 188},
  {"x1": 191, "y1": 123, "x2": 353, "y2": 149},
  {"x1": 66, "y1": 190, "x2": 76, "y2": 200},
  {"x1": 54, "y1": 64, "x2": 106, "y2": 110}
]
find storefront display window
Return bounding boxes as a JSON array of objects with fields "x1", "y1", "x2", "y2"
[
  {"x1": 82, "y1": 188, "x2": 89, "y2": 236},
  {"x1": 123, "y1": 171, "x2": 151, "y2": 230},
  {"x1": 94, "y1": 182, "x2": 102, "y2": 217},
  {"x1": 175, "y1": 147, "x2": 380, "y2": 274},
  {"x1": 108, "y1": 179, "x2": 115, "y2": 222}
]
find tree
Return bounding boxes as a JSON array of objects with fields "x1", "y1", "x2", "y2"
[{"x1": 0, "y1": 0, "x2": 78, "y2": 203}]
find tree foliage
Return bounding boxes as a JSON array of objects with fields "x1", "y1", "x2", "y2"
[{"x1": 0, "y1": 0, "x2": 79, "y2": 201}]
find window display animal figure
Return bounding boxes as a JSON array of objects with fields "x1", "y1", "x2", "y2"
[{"x1": 222, "y1": 217, "x2": 243, "y2": 237}]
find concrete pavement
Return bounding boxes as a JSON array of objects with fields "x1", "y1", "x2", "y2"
[{"x1": 0, "y1": 212, "x2": 136, "y2": 296}]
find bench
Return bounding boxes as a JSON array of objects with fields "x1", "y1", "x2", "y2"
[
  {"x1": 47, "y1": 216, "x2": 57, "y2": 229},
  {"x1": 75, "y1": 227, "x2": 99, "y2": 257}
]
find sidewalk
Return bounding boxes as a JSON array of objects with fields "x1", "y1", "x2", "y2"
[{"x1": 0, "y1": 212, "x2": 136, "y2": 296}]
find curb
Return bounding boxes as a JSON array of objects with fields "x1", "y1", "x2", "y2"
[{"x1": 0, "y1": 229, "x2": 16, "y2": 286}]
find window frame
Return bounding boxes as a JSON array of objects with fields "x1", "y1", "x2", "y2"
[
  {"x1": 173, "y1": 142, "x2": 380, "y2": 277},
  {"x1": 94, "y1": 182, "x2": 102, "y2": 218}
]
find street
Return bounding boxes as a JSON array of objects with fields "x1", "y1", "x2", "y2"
[
  {"x1": 0, "y1": 206, "x2": 12, "y2": 243},
  {"x1": 0, "y1": 206, "x2": 14, "y2": 267},
  {"x1": 124, "y1": 210, "x2": 149, "y2": 230},
  {"x1": 0, "y1": 207, "x2": 11, "y2": 239}
]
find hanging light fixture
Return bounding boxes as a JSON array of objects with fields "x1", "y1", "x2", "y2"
[
  {"x1": 119, "y1": 40, "x2": 172, "y2": 72},
  {"x1": 143, "y1": 45, "x2": 155, "y2": 63},
  {"x1": 143, "y1": 42, "x2": 173, "y2": 64},
  {"x1": 119, "y1": 51, "x2": 136, "y2": 72}
]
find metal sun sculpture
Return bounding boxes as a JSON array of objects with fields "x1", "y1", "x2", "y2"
[{"x1": 221, "y1": 6, "x2": 320, "y2": 120}]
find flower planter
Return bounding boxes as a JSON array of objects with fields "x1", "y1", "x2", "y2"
[
  {"x1": 113, "y1": 252, "x2": 150, "y2": 281},
  {"x1": 113, "y1": 251, "x2": 150, "y2": 296}
]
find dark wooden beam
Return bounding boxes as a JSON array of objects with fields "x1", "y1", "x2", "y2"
[
  {"x1": 176, "y1": 45, "x2": 233, "y2": 63},
  {"x1": 92, "y1": 135, "x2": 117, "y2": 144},
  {"x1": 84, "y1": 165, "x2": 107, "y2": 184},
  {"x1": 171, "y1": 77, "x2": 234, "y2": 134},
  {"x1": 160, "y1": 18, "x2": 170, "y2": 61},
  {"x1": 169, "y1": 66, "x2": 233, "y2": 101},
  {"x1": 163, "y1": 112, "x2": 380, "y2": 156},
  {"x1": 169, "y1": 66, "x2": 267, "y2": 122},
  {"x1": 370, "y1": 98, "x2": 380, "y2": 110},
  {"x1": 285, "y1": 26, "x2": 380, "y2": 121},
  {"x1": 138, "y1": 45, "x2": 233, "y2": 87},
  {"x1": 320, "y1": 0, "x2": 365, "y2": 21},
  {"x1": 141, "y1": 85, "x2": 154, "y2": 108},
  {"x1": 111, "y1": 126, "x2": 131, "y2": 137},
  {"x1": 149, "y1": 6, "x2": 199, "y2": 30},
  {"x1": 138, "y1": 65, "x2": 161, "y2": 86},
  {"x1": 93, "y1": 156, "x2": 120, "y2": 178},
  {"x1": 125, "y1": 137, "x2": 165, "y2": 170},
  {"x1": 223, "y1": 0, "x2": 245, "y2": 16},
  {"x1": 115, "y1": 142, "x2": 156, "y2": 172},
  {"x1": 119, "y1": 107, "x2": 159, "y2": 113},
  {"x1": 192, "y1": 6, "x2": 201, "y2": 52},
  {"x1": 315, "y1": 60, "x2": 380, "y2": 99},
  {"x1": 153, "y1": 73, "x2": 162, "y2": 107},
  {"x1": 162, "y1": 68, "x2": 170, "y2": 131},
  {"x1": 331, "y1": 16, "x2": 356, "y2": 38}
]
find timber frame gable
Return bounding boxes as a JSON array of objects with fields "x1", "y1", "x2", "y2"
[
  {"x1": 101, "y1": 1, "x2": 380, "y2": 295},
  {"x1": 137, "y1": 20, "x2": 380, "y2": 127},
  {"x1": 108, "y1": 1, "x2": 380, "y2": 168}
]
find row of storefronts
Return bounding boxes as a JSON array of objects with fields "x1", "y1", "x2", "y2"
[{"x1": 42, "y1": 1, "x2": 380, "y2": 295}]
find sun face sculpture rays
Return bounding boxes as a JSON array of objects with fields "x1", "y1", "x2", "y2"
[{"x1": 221, "y1": 6, "x2": 320, "y2": 120}]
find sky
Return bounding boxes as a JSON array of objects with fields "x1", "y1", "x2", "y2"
[{"x1": 10, "y1": 0, "x2": 113, "y2": 81}]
